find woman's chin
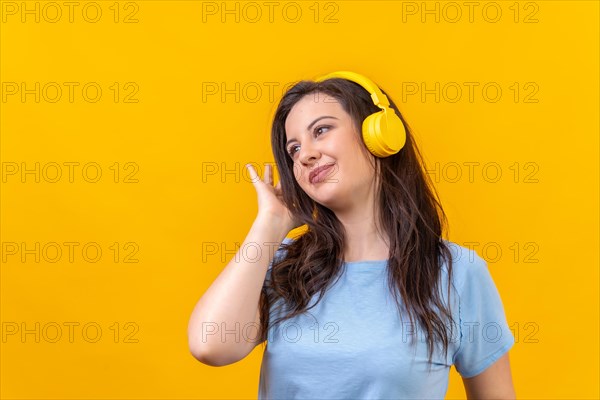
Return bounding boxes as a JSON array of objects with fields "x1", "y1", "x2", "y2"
[{"x1": 311, "y1": 190, "x2": 344, "y2": 210}]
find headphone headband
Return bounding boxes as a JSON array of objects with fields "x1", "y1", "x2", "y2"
[
  {"x1": 310, "y1": 70, "x2": 406, "y2": 157},
  {"x1": 314, "y1": 70, "x2": 391, "y2": 109}
]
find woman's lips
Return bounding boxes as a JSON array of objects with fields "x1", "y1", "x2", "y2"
[{"x1": 309, "y1": 164, "x2": 335, "y2": 184}]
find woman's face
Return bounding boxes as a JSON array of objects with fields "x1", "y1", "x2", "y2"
[{"x1": 284, "y1": 92, "x2": 377, "y2": 212}]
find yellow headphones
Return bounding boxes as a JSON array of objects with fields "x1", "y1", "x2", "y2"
[{"x1": 313, "y1": 71, "x2": 406, "y2": 158}]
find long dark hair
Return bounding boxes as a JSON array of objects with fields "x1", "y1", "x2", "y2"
[{"x1": 258, "y1": 76, "x2": 456, "y2": 367}]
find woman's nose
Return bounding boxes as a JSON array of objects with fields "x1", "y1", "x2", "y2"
[{"x1": 298, "y1": 141, "x2": 320, "y2": 165}]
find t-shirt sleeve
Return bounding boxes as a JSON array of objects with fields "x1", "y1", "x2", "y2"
[
  {"x1": 262, "y1": 237, "x2": 295, "y2": 330},
  {"x1": 262, "y1": 237, "x2": 294, "y2": 291},
  {"x1": 452, "y1": 251, "x2": 515, "y2": 378}
]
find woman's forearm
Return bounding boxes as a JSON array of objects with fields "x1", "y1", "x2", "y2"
[{"x1": 187, "y1": 215, "x2": 288, "y2": 366}]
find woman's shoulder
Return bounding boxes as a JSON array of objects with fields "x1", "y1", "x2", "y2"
[
  {"x1": 268, "y1": 236, "x2": 297, "y2": 269},
  {"x1": 275, "y1": 236, "x2": 295, "y2": 255},
  {"x1": 439, "y1": 239, "x2": 490, "y2": 293}
]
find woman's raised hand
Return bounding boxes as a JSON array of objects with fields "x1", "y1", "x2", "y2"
[{"x1": 245, "y1": 163, "x2": 303, "y2": 234}]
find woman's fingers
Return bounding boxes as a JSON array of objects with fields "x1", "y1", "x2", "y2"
[
  {"x1": 246, "y1": 163, "x2": 276, "y2": 189},
  {"x1": 263, "y1": 164, "x2": 271, "y2": 185},
  {"x1": 246, "y1": 164, "x2": 262, "y2": 187}
]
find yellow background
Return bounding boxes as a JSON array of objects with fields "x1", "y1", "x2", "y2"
[{"x1": 1, "y1": 0, "x2": 598, "y2": 398}]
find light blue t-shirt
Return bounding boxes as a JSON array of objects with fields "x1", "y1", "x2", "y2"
[{"x1": 258, "y1": 237, "x2": 515, "y2": 399}]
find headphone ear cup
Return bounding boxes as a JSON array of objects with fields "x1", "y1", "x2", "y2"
[
  {"x1": 362, "y1": 110, "x2": 406, "y2": 158},
  {"x1": 362, "y1": 112, "x2": 385, "y2": 157}
]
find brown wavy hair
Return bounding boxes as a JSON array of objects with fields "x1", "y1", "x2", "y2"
[{"x1": 258, "y1": 75, "x2": 456, "y2": 367}]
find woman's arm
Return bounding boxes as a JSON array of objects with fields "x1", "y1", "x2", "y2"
[
  {"x1": 187, "y1": 215, "x2": 288, "y2": 366},
  {"x1": 462, "y1": 353, "x2": 516, "y2": 399}
]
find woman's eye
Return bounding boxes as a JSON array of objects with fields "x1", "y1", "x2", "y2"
[
  {"x1": 314, "y1": 125, "x2": 330, "y2": 136},
  {"x1": 287, "y1": 145, "x2": 299, "y2": 157},
  {"x1": 287, "y1": 125, "x2": 331, "y2": 158}
]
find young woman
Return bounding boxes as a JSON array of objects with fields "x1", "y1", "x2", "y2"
[{"x1": 188, "y1": 71, "x2": 516, "y2": 399}]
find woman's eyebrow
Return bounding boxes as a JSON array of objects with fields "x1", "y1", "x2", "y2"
[{"x1": 286, "y1": 115, "x2": 339, "y2": 147}]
